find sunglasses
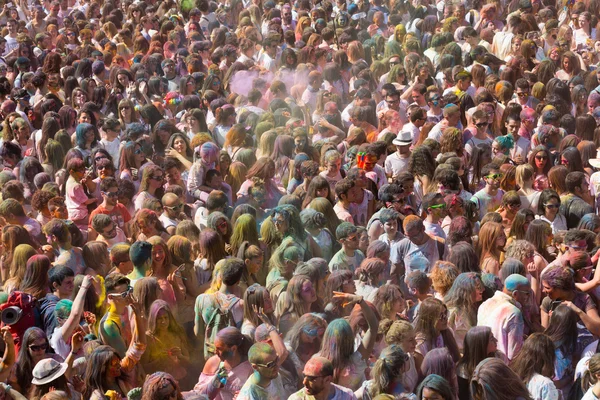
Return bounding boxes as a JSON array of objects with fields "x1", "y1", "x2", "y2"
[
  {"x1": 166, "y1": 203, "x2": 183, "y2": 210},
  {"x1": 134, "y1": 149, "x2": 143, "y2": 155},
  {"x1": 430, "y1": 203, "x2": 446, "y2": 210},
  {"x1": 29, "y1": 343, "x2": 48, "y2": 352},
  {"x1": 475, "y1": 122, "x2": 488, "y2": 128},
  {"x1": 255, "y1": 356, "x2": 279, "y2": 369},
  {"x1": 544, "y1": 204, "x2": 559, "y2": 209},
  {"x1": 486, "y1": 173, "x2": 503, "y2": 180},
  {"x1": 101, "y1": 191, "x2": 118, "y2": 198},
  {"x1": 535, "y1": 155, "x2": 548, "y2": 160},
  {"x1": 517, "y1": 92, "x2": 529, "y2": 97},
  {"x1": 120, "y1": 106, "x2": 131, "y2": 110},
  {"x1": 150, "y1": 175, "x2": 164, "y2": 181}
]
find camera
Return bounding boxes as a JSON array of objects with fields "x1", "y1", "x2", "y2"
[{"x1": 1, "y1": 306, "x2": 22, "y2": 325}]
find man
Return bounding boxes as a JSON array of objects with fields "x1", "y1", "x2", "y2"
[
  {"x1": 409, "y1": 83, "x2": 429, "y2": 110},
  {"x1": 385, "y1": 131, "x2": 412, "y2": 179},
  {"x1": 281, "y1": 4, "x2": 296, "y2": 32},
  {"x1": 390, "y1": 215, "x2": 445, "y2": 284},
  {"x1": 91, "y1": 60, "x2": 106, "y2": 86},
  {"x1": 428, "y1": 104, "x2": 461, "y2": 141},
  {"x1": 477, "y1": 274, "x2": 530, "y2": 361},
  {"x1": 126, "y1": 241, "x2": 153, "y2": 286},
  {"x1": 99, "y1": 273, "x2": 134, "y2": 357},
  {"x1": 25, "y1": 6, "x2": 47, "y2": 40},
  {"x1": 162, "y1": 58, "x2": 180, "y2": 92},
  {"x1": 89, "y1": 177, "x2": 131, "y2": 234},
  {"x1": 443, "y1": 70, "x2": 476, "y2": 99},
  {"x1": 561, "y1": 172, "x2": 594, "y2": 229},
  {"x1": 471, "y1": 164, "x2": 504, "y2": 219},
  {"x1": 334, "y1": 178, "x2": 358, "y2": 223},
  {"x1": 92, "y1": 214, "x2": 127, "y2": 251},
  {"x1": 160, "y1": 193, "x2": 185, "y2": 236},
  {"x1": 424, "y1": 34, "x2": 446, "y2": 68},
  {"x1": 0, "y1": 198, "x2": 42, "y2": 242},
  {"x1": 43, "y1": 219, "x2": 86, "y2": 274},
  {"x1": 367, "y1": 184, "x2": 406, "y2": 240},
  {"x1": 289, "y1": 357, "x2": 357, "y2": 400},
  {"x1": 3, "y1": 19, "x2": 18, "y2": 56},
  {"x1": 342, "y1": 88, "x2": 372, "y2": 128},
  {"x1": 402, "y1": 107, "x2": 427, "y2": 144},
  {"x1": 506, "y1": 114, "x2": 530, "y2": 164},
  {"x1": 39, "y1": 266, "x2": 75, "y2": 338},
  {"x1": 422, "y1": 192, "x2": 447, "y2": 240},
  {"x1": 544, "y1": 229, "x2": 589, "y2": 270},
  {"x1": 510, "y1": 78, "x2": 539, "y2": 110},
  {"x1": 301, "y1": 71, "x2": 324, "y2": 112},
  {"x1": 492, "y1": 15, "x2": 522, "y2": 60},
  {"x1": 426, "y1": 88, "x2": 444, "y2": 123},
  {"x1": 238, "y1": 343, "x2": 288, "y2": 400},
  {"x1": 518, "y1": 107, "x2": 537, "y2": 140},
  {"x1": 110, "y1": 244, "x2": 133, "y2": 275},
  {"x1": 329, "y1": 222, "x2": 365, "y2": 273},
  {"x1": 257, "y1": 35, "x2": 279, "y2": 74},
  {"x1": 194, "y1": 190, "x2": 229, "y2": 230}
]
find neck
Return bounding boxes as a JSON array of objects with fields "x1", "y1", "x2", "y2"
[
  {"x1": 252, "y1": 371, "x2": 272, "y2": 388},
  {"x1": 314, "y1": 385, "x2": 335, "y2": 400},
  {"x1": 226, "y1": 352, "x2": 243, "y2": 368},
  {"x1": 343, "y1": 245, "x2": 355, "y2": 257},
  {"x1": 60, "y1": 241, "x2": 72, "y2": 251},
  {"x1": 426, "y1": 214, "x2": 439, "y2": 224},
  {"x1": 102, "y1": 200, "x2": 114, "y2": 210},
  {"x1": 131, "y1": 264, "x2": 148, "y2": 278},
  {"x1": 109, "y1": 302, "x2": 125, "y2": 315},
  {"x1": 219, "y1": 284, "x2": 234, "y2": 294},
  {"x1": 484, "y1": 185, "x2": 498, "y2": 196},
  {"x1": 545, "y1": 212, "x2": 556, "y2": 221}
]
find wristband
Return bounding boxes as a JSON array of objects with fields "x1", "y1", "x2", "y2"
[{"x1": 4, "y1": 384, "x2": 11, "y2": 394}]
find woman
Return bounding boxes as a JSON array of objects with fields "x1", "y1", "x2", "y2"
[
  {"x1": 525, "y1": 220, "x2": 552, "y2": 301},
  {"x1": 73, "y1": 123, "x2": 99, "y2": 163},
  {"x1": 1, "y1": 225, "x2": 36, "y2": 283},
  {"x1": 470, "y1": 358, "x2": 532, "y2": 400},
  {"x1": 510, "y1": 333, "x2": 559, "y2": 400},
  {"x1": 541, "y1": 266, "x2": 600, "y2": 348},
  {"x1": 516, "y1": 164, "x2": 541, "y2": 212},
  {"x1": 417, "y1": 375, "x2": 455, "y2": 400},
  {"x1": 141, "y1": 372, "x2": 183, "y2": 400},
  {"x1": 119, "y1": 141, "x2": 148, "y2": 192},
  {"x1": 456, "y1": 326, "x2": 499, "y2": 400},
  {"x1": 318, "y1": 292, "x2": 378, "y2": 391},
  {"x1": 561, "y1": 146, "x2": 585, "y2": 174},
  {"x1": 166, "y1": 132, "x2": 193, "y2": 171},
  {"x1": 83, "y1": 344, "x2": 140, "y2": 400},
  {"x1": 373, "y1": 284, "x2": 406, "y2": 322},
  {"x1": 413, "y1": 297, "x2": 460, "y2": 362},
  {"x1": 478, "y1": 221, "x2": 506, "y2": 275},
  {"x1": 29, "y1": 357, "x2": 81, "y2": 400},
  {"x1": 196, "y1": 228, "x2": 228, "y2": 291},
  {"x1": 300, "y1": 208, "x2": 337, "y2": 263},
  {"x1": 134, "y1": 209, "x2": 169, "y2": 242},
  {"x1": 275, "y1": 274, "x2": 317, "y2": 338},
  {"x1": 354, "y1": 258, "x2": 386, "y2": 302},
  {"x1": 528, "y1": 146, "x2": 551, "y2": 191},
  {"x1": 444, "y1": 273, "x2": 484, "y2": 353},
  {"x1": 303, "y1": 177, "x2": 336, "y2": 209},
  {"x1": 271, "y1": 205, "x2": 320, "y2": 261},
  {"x1": 8, "y1": 328, "x2": 64, "y2": 396},
  {"x1": 324, "y1": 270, "x2": 357, "y2": 319},
  {"x1": 284, "y1": 313, "x2": 328, "y2": 381},
  {"x1": 134, "y1": 165, "x2": 165, "y2": 211},
  {"x1": 548, "y1": 165, "x2": 569, "y2": 196},
  {"x1": 142, "y1": 300, "x2": 190, "y2": 382},
  {"x1": 535, "y1": 189, "x2": 567, "y2": 234},
  {"x1": 189, "y1": 327, "x2": 253, "y2": 400},
  {"x1": 421, "y1": 348, "x2": 459, "y2": 399},
  {"x1": 19, "y1": 255, "x2": 51, "y2": 301},
  {"x1": 147, "y1": 236, "x2": 180, "y2": 309},
  {"x1": 237, "y1": 157, "x2": 284, "y2": 209},
  {"x1": 4, "y1": 244, "x2": 38, "y2": 295},
  {"x1": 355, "y1": 345, "x2": 416, "y2": 400},
  {"x1": 556, "y1": 51, "x2": 582, "y2": 81},
  {"x1": 242, "y1": 284, "x2": 274, "y2": 339},
  {"x1": 188, "y1": 141, "x2": 219, "y2": 203},
  {"x1": 581, "y1": 353, "x2": 600, "y2": 400},
  {"x1": 544, "y1": 304, "x2": 579, "y2": 397},
  {"x1": 118, "y1": 99, "x2": 139, "y2": 128},
  {"x1": 572, "y1": 12, "x2": 597, "y2": 50}
]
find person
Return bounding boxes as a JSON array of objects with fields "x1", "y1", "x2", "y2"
[
  {"x1": 288, "y1": 356, "x2": 357, "y2": 400},
  {"x1": 444, "y1": 273, "x2": 484, "y2": 352},
  {"x1": 355, "y1": 345, "x2": 415, "y2": 400},
  {"x1": 43, "y1": 219, "x2": 86, "y2": 275},
  {"x1": 237, "y1": 342, "x2": 290, "y2": 400},
  {"x1": 470, "y1": 358, "x2": 533, "y2": 400},
  {"x1": 456, "y1": 326, "x2": 499, "y2": 400},
  {"x1": 329, "y1": 222, "x2": 366, "y2": 273},
  {"x1": 510, "y1": 333, "x2": 560, "y2": 400},
  {"x1": 89, "y1": 177, "x2": 131, "y2": 235},
  {"x1": 560, "y1": 171, "x2": 594, "y2": 229},
  {"x1": 470, "y1": 164, "x2": 505, "y2": 220},
  {"x1": 416, "y1": 375, "x2": 454, "y2": 400},
  {"x1": 477, "y1": 274, "x2": 530, "y2": 361}
]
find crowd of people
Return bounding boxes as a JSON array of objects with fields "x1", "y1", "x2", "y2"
[{"x1": 0, "y1": 0, "x2": 599, "y2": 398}]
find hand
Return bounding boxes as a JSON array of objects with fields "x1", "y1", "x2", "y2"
[
  {"x1": 139, "y1": 80, "x2": 147, "y2": 94},
  {"x1": 514, "y1": 154, "x2": 524, "y2": 164},
  {"x1": 81, "y1": 275, "x2": 96, "y2": 290},
  {"x1": 332, "y1": 291, "x2": 363, "y2": 307},
  {"x1": 165, "y1": 147, "x2": 179, "y2": 158},
  {"x1": 1, "y1": 327, "x2": 13, "y2": 347},
  {"x1": 83, "y1": 311, "x2": 96, "y2": 326},
  {"x1": 526, "y1": 261, "x2": 537, "y2": 276},
  {"x1": 251, "y1": 305, "x2": 271, "y2": 325},
  {"x1": 319, "y1": 118, "x2": 332, "y2": 128},
  {"x1": 562, "y1": 300, "x2": 583, "y2": 315},
  {"x1": 71, "y1": 330, "x2": 84, "y2": 353},
  {"x1": 126, "y1": 82, "x2": 136, "y2": 96},
  {"x1": 72, "y1": 375, "x2": 85, "y2": 393}
]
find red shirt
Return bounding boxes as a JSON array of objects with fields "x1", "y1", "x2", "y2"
[{"x1": 89, "y1": 203, "x2": 131, "y2": 230}]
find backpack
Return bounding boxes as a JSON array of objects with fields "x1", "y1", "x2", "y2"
[
  {"x1": 204, "y1": 295, "x2": 240, "y2": 359},
  {"x1": 0, "y1": 291, "x2": 37, "y2": 353}
]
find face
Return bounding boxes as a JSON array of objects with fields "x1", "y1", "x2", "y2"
[
  {"x1": 327, "y1": 159, "x2": 341, "y2": 174},
  {"x1": 301, "y1": 281, "x2": 317, "y2": 303},
  {"x1": 512, "y1": 38, "x2": 522, "y2": 53},
  {"x1": 273, "y1": 214, "x2": 289, "y2": 234},
  {"x1": 399, "y1": 331, "x2": 417, "y2": 354},
  {"x1": 214, "y1": 337, "x2": 236, "y2": 361},
  {"x1": 55, "y1": 276, "x2": 75, "y2": 297},
  {"x1": 496, "y1": 231, "x2": 507, "y2": 251},
  {"x1": 173, "y1": 138, "x2": 186, "y2": 154},
  {"x1": 562, "y1": 57, "x2": 571, "y2": 72},
  {"x1": 295, "y1": 136, "x2": 307, "y2": 152},
  {"x1": 14, "y1": 124, "x2": 30, "y2": 142},
  {"x1": 544, "y1": 198, "x2": 559, "y2": 215},
  {"x1": 246, "y1": 255, "x2": 263, "y2": 275},
  {"x1": 28, "y1": 338, "x2": 48, "y2": 361},
  {"x1": 117, "y1": 74, "x2": 129, "y2": 88},
  {"x1": 505, "y1": 119, "x2": 521, "y2": 135},
  {"x1": 411, "y1": 90, "x2": 425, "y2": 105},
  {"x1": 102, "y1": 221, "x2": 118, "y2": 239},
  {"x1": 156, "y1": 308, "x2": 169, "y2": 330},
  {"x1": 303, "y1": 374, "x2": 328, "y2": 396},
  {"x1": 254, "y1": 353, "x2": 279, "y2": 379},
  {"x1": 484, "y1": 171, "x2": 502, "y2": 189},
  {"x1": 487, "y1": 334, "x2": 498, "y2": 354},
  {"x1": 341, "y1": 276, "x2": 356, "y2": 294},
  {"x1": 386, "y1": 95, "x2": 400, "y2": 110},
  {"x1": 79, "y1": 112, "x2": 92, "y2": 124},
  {"x1": 513, "y1": 284, "x2": 531, "y2": 305},
  {"x1": 343, "y1": 231, "x2": 360, "y2": 251},
  {"x1": 107, "y1": 355, "x2": 122, "y2": 378}
]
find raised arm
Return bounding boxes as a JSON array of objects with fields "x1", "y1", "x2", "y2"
[{"x1": 60, "y1": 275, "x2": 94, "y2": 344}]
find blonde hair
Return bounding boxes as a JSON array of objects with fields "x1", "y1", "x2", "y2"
[
  {"x1": 382, "y1": 318, "x2": 415, "y2": 345},
  {"x1": 583, "y1": 353, "x2": 600, "y2": 391},
  {"x1": 206, "y1": 259, "x2": 227, "y2": 294},
  {"x1": 515, "y1": 163, "x2": 534, "y2": 188}
]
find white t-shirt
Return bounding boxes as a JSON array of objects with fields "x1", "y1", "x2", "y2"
[{"x1": 49, "y1": 325, "x2": 71, "y2": 359}]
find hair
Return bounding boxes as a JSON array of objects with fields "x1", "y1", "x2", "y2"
[
  {"x1": 278, "y1": 274, "x2": 314, "y2": 323},
  {"x1": 525, "y1": 219, "x2": 551, "y2": 260},
  {"x1": 373, "y1": 284, "x2": 404, "y2": 320},
  {"x1": 548, "y1": 165, "x2": 568, "y2": 195},
  {"x1": 582, "y1": 353, "x2": 600, "y2": 391},
  {"x1": 319, "y1": 318, "x2": 358, "y2": 383},
  {"x1": 447, "y1": 242, "x2": 480, "y2": 274},
  {"x1": 369, "y1": 345, "x2": 410, "y2": 398},
  {"x1": 16, "y1": 327, "x2": 48, "y2": 395},
  {"x1": 510, "y1": 333, "x2": 556, "y2": 384},
  {"x1": 471, "y1": 358, "x2": 532, "y2": 400},
  {"x1": 413, "y1": 298, "x2": 460, "y2": 362},
  {"x1": 230, "y1": 214, "x2": 259, "y2": 257},
  {"x1": 140, "y1": 371, "x2": 183, "y2": 400},
  {"x1": 354, "y1": 258, "x2": 386, "y2": 286},
  {"x1": 421, "y1": 348, "x2": 458, "y2": 398},
  {"x1": 19, "y1": 255, "x2": 51, "y2": 299},
  {"x1": 430, "y1": 261, "x2": 459, "y2": 298},
  {"x1": 147, "y1": 299, "x2": 187, "y2": 345},
  {"x1": 285, "y1": 313, "x2": 328, "y2": 354},
  {"x1": 457, "y1": 326, "x2": 494, "y2": 383},
  {"x1": 83, "y1": 345, "x2": 125, "y2": 398},
  {"x1": 478, "y1": 222, "x2": 504, "y2": 265},
  {"x1": 417, "y1": 375, "x2": 454, "y2": 400},
  {"x1": 444, "y1": 272, "x2": 483, "y2": 327},
  {"x1": 198, "y1": 228, "x2": 228, "y2": 274}
]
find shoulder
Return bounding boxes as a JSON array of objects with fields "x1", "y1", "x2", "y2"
[{"x1": 202, "y1": 355, "x2": 221, "y2": 374}]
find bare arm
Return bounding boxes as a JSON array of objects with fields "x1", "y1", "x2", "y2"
[{"x1": 60, "y1": 276, "x2": 93, "y2": 343}]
